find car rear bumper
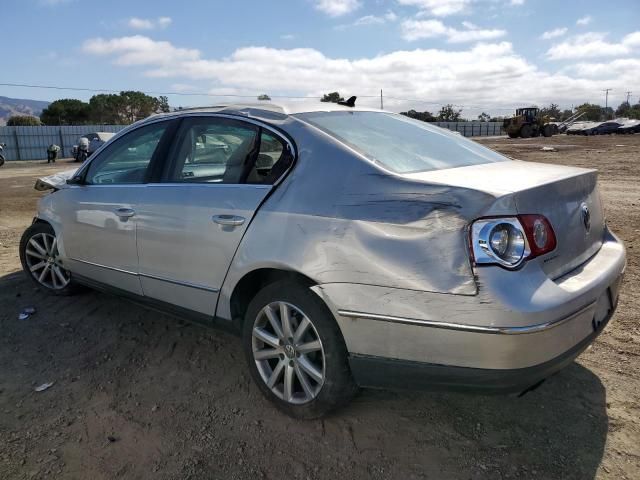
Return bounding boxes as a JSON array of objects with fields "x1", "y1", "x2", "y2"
[
  {"x1": 311, "y1": 228, "x2": 625, "y2": 386},
  {"x1": 348, "y1": 305, "x2": 613, "y2": 394}
]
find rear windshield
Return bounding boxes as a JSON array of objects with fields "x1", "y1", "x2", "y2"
[{"x1": 295, "y1": 111, "x2": 508, "y2": 173}]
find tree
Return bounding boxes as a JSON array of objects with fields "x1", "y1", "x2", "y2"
[
  {"x1": 626, "y1": 103, "x2": 640, "y2": 120},
  {"x1": 477, "y1": 112, "x2": 491, "y2": 122},
  {"x1": 257, "y1": 94, "x2": 271, "y2": 101},
  {"x1": 437, "y1": 104, "x2": 463, "y2": 121},
  {"x1": 574, "y1": 103, "x2": 604, "y2": 121},
  {"x1": 40, "y1": 99, "x2": 91, "y2": 125},
  {"x1": 89, "y1": 94, "x2": 122, "y2": 124},
  {"x1": 7, "y1": 115, "x2": 42, "y2": 126},
  {"x1": 157, "y1": 96, "x2": 171, "y2": 113},
  {"x1": 400, "y1": 109, "x2": 436, "y2": 122},
  {"x1": 560, "y1": 109, "x2": 574, "y2": 121},
  {"x1": 118, "y1": 91, "x2": 161, "y2": 123},
  {"x1": 615, "y1": 101, "x2": 631, "y2": 117},
  {"x1": 320, "y1": 92, "x2": 344, "y2": 103},
  {"x1": 540, "y1": 103, "x2": 561, "y2": 120}
]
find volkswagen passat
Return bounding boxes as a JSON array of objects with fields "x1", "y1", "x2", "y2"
[{"x1": 20, "y1": 102, "x2": 626, "y2": 418}]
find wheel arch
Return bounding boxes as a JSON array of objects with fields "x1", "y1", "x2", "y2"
[{"x1": 228, "y1": 268, "x2": 317, "y2": 329}]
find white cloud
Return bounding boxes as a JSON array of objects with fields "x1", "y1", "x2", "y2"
[
  {"x1": 281, "y1": 34, "x2": 296, "y2": 40},
  {"x1": 339, "y1": 11, "x2": 399, "y2": 28},
  {"x1": 401, "y1": 19, "x2": 507, "y2": 43},
  {"x1": 509, "y1": 0, "x2": 525, "y2": 5},
  {"x1": 397, "y1": 0, "x2": 470, "y2": 17},
  {"x1": 540, "y1": 27, "x2": 567, "y2": 40},
  {"x1": 567, "y1": 58, "x2": 640, "y2": 79},
  {"x1": 314, "y1": 0, "x2": 361, "y2": 17},
  {"x1": 81, "y1": 34, "x2": 640, "y2": 114},
  {"x1": 576, "y1": 15, "x2": 592, "y2": 26},
  {"x1": 127, "y1": 16, "x2": 172, "y2": 30},
  {"x1": 170, "y1": 83, "x2": 198, "y2": 92},
  {"x1": 546, "y1": 32, "x2": 640, "y2": 60},
  {"x1": 83, "y1": 35, "x2": 199, "y2": 66}
]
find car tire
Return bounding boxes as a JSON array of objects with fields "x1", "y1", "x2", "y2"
[
  {"x1": 520, "y1": 125, "x2": 532, "y2": 138},
  {"x1": 19, "y1": 223, "x2": 81, "y2": 296},
  {"x1": 242, "y1": 280, "x2": 357, "y2": 419}
]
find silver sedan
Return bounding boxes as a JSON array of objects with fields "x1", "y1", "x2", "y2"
[{"x1": 20, "y1": 102, "x2": 626, "y2": 418}]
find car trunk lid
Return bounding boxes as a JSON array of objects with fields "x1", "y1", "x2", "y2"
[{"x1": 405, "y1": 160, "x2": 605, "y2": 279}]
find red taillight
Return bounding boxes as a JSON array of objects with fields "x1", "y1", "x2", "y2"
[{"x1": 518, "y1": 214, "x2": 557, "y2": 259}]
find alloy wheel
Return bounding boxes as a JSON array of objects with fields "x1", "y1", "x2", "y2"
[
  {"x1": 252, "y1": 301, "x2": 325, "y2": 404},
  {"x1": 24, "y1": 232, "x2": 70, "y2": 290}
]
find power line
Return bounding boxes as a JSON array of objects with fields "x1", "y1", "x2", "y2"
[{"x1": 0, "y1": 81, "x2": 562, "y2": 113}]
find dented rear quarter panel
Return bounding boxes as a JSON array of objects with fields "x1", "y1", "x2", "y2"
[{"x1": 217, "y1": 117, "x2": 511, "y2": 320}]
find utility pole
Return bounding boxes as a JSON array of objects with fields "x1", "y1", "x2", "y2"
[
  {"x1": 380, "y1": 89, "x2": 383, "y2": 110},
  {"x1": 602, "y1": 88, "x2": 612, "y2": 109},
  {"x1": 602, "y1": 88, "x2": 612, "y2": 119}
]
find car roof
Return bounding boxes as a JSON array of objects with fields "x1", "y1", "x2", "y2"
[{"x1": 142, "y1": 101, "x2": 386, "y2": 124}]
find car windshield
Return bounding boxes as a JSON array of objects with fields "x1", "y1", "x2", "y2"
[{"x1": 295, "y1": 111, "x2": 508, "y2": 173}]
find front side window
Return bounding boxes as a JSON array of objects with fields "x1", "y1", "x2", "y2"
[
  {"x1": 295, "y1": 111, "x2": 508, "y2": 173},
  {"x1": 167, "y1": 118, "x2": 259, "y2": 184},
  {"x1": 84, "y1": 122, "x2": 168, "y2": 185}
]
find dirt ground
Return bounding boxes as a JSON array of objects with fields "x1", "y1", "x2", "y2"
[{"x1": 0, "y1": 135, "x2": 639, "y2": 480}]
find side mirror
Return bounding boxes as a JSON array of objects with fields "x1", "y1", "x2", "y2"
[{"x1": 66, "y1": 176, "x2": 84, "y2": 185}]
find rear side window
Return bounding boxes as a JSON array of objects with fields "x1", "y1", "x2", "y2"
[
  {"x1": 167, "y1": 117, "x2": 259, "y2": 184},
  {"x1": 296, "y1": 111, "x2": 507, "y2": 173},
  {"x1": 245, "y1": 132, "x2": 287, "y2": 184}
]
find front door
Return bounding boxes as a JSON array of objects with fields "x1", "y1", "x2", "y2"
[
  {"x1": 57, "y1": 121, "x2": 172, "y2": 294},
  {"x1": 136, "y1": 115, "x2": 291, "y2": 315}
]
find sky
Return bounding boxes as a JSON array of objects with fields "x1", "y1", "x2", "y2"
[{"x1": 3, "y1": 0, "x2": 640, "y2": 117}]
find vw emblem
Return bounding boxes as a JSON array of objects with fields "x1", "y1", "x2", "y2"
[
  {"x1": 581, "y1": 203, "x2": 591, "y2": 233},
  {"x1": 284, "y1": 344, "x2": 296, "y2": 358}
]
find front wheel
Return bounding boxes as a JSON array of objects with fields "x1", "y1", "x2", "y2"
[
  {"x1": 0, "y1": 154, "x2": 4, "y2": 167},
  {"x1": 19, "y1": 223, "x2": 80, "y2": 295},
  {"x1": 242, "y1": 280, "x2": 357, "y2": 419}
]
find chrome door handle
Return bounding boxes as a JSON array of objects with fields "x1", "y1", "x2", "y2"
[
  {"x1": 115, "y1": 207, "x2": 135, "y2": 218},
  {"x1": 212, "y1": 214, "x2": 245, "y2": 227}
]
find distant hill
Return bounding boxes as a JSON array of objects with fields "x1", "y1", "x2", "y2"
[{"x1": 0, "y1": 96, "x2": 50, "y2": 125}]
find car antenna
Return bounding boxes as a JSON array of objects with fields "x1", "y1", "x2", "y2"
[{"x1": 337, "y1": 96, "x2": 357, "y2": 107}]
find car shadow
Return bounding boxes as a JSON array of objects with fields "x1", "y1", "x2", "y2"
[{"x1": 0, "y1": 270, "x2": 608, "y2": 479}]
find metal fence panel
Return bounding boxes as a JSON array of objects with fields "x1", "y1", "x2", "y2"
[
  {"x1": 433, "y1": 121, "x2": 504, "y2": 137},
  {"x1": 0, "y1": 125, "x2": 127, "y2": 161},
  {"x1": 0, "y1": 121, "x2": 504, "y2": 161}
]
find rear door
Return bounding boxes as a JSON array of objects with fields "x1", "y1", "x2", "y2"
[{"x1": 136, "y1": 115, "x2": 293, "y2": 315}]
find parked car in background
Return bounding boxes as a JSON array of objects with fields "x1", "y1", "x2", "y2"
[
  {"x1": 566, "y1": 121, "x2": 598, "y2": 135},
  {"x1": 21, "y1": 103, "x2": 626, "y2": 418},
  {"x1": 583, "y1": 121, "x2": 623, "y2": 135},
  {"x1": 615, "y1": 119, "x2": 640, "y2": 134},
  {"x1": 72, "y1": 132, "x2": 115, "y2": 161}
]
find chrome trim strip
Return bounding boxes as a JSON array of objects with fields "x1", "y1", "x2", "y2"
[
  {"x1": 70, "y1": 258, "x2": 219, "y2": 293},
  {"x1": 144, "y1": 183, "x2": 271, "y2": 189},
  {"x1": 139, "y1": 272, "x2": 220, "y2": 293},
  {"x1": 337, "y1": 302, "x2": 597, "y2": 335},
  {"x1": 70, "y1": 258, "x2": 137, "y2": 276}
]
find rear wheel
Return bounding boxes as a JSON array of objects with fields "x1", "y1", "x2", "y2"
[
  {"x1": 19, "y1": 223, "x2": 80, "y2": 295},
  {"x1": 520, "y1": 125, "x2": 533, "y2": 138},
  {"x1": 507, "y1": 131, "x2": 518, "y2": 139},
  {"x1": 242, "y1": 280, "x2": 357, "y2": 419}
]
